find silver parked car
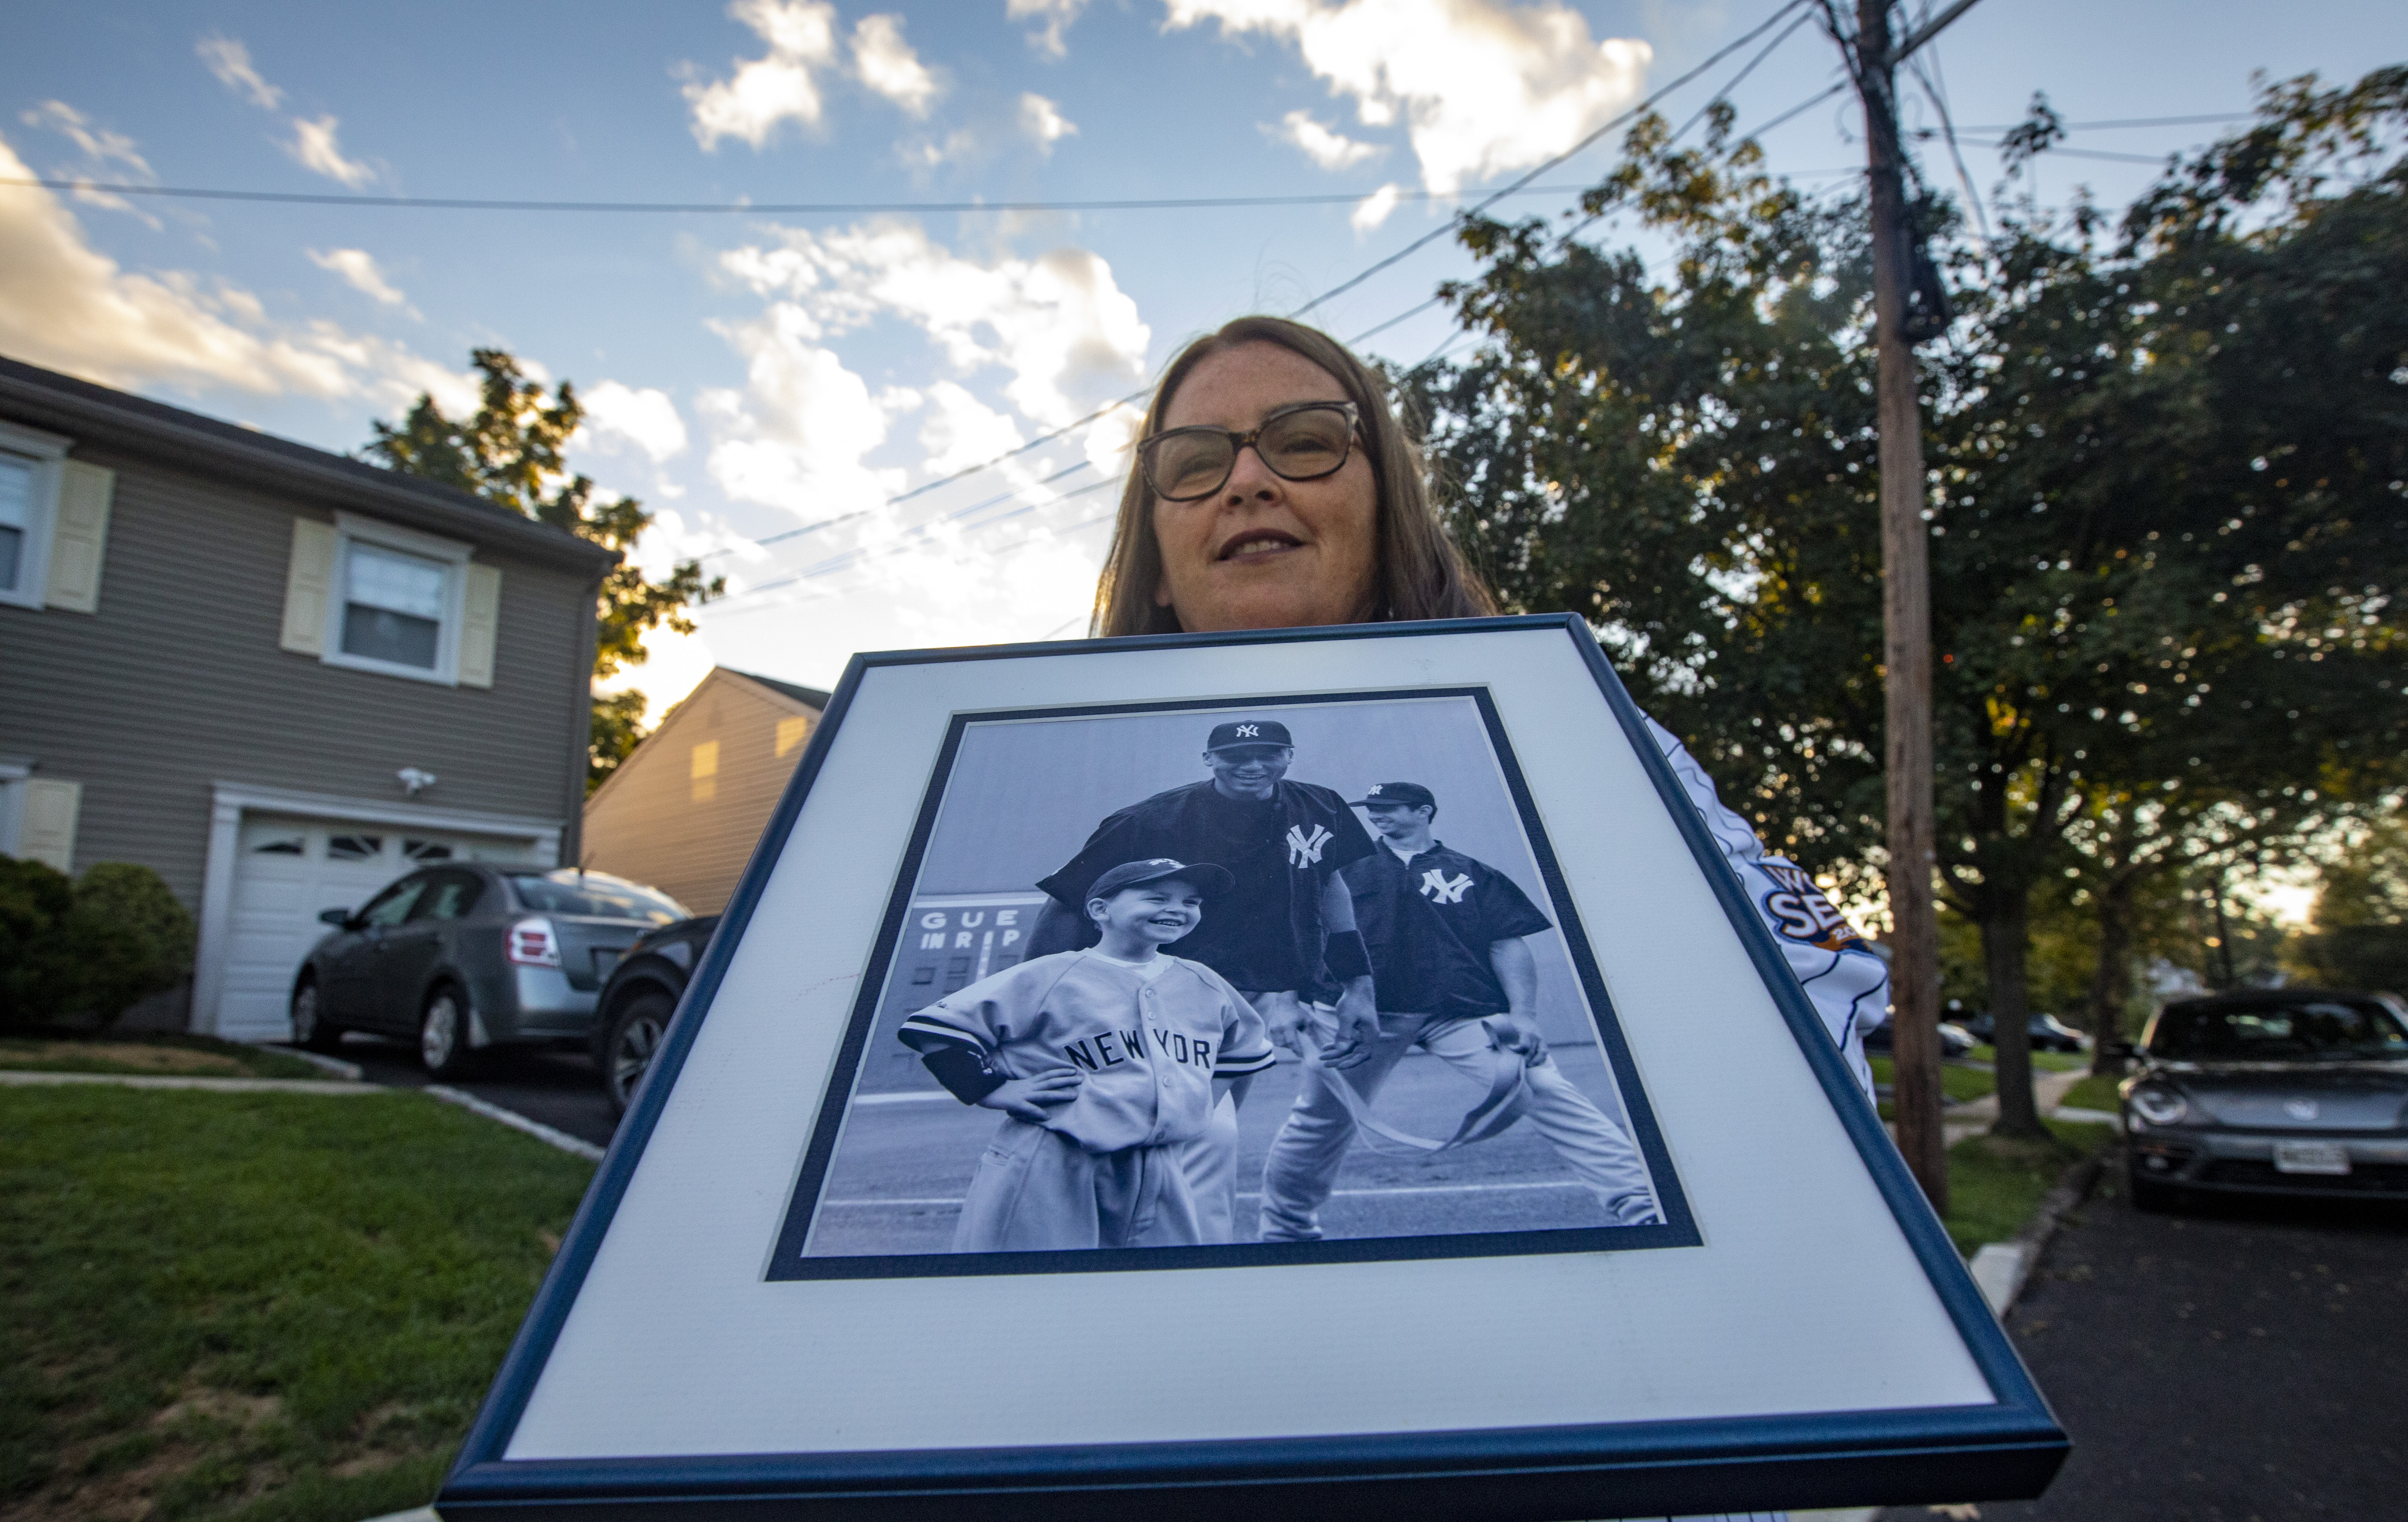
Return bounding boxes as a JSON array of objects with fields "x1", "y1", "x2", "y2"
[
  {"x1": 2122, "y1": 988, "x2": 2408, "y2": 1209},
  {"x1": 290, "y1": 865, "x2": 689, "y2": 1077}
]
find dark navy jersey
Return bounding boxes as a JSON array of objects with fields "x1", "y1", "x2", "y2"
[
  {"x1": 1036, "y1": 778, "x2": 1375, "y2": 995},
  {"x1": 1343, "y1": 840, "x2": 1552, "y2": 1018}
]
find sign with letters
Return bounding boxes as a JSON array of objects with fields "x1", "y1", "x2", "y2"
[{"x1": 440, "y1": 616, "x2": 2065, "y2": 1522}]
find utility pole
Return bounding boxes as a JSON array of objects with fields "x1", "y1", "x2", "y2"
[{"x1": 1853, "y1": 0, "x2": 1947, "y2": 1212}]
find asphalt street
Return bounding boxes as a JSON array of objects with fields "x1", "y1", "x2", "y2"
[
  {"x1": 324, "y1": 1033, "x2": 623, "y2": 1149},
  {"x1": 1880, "y1": 1162, "x2": 2408, "y2": 1522}
]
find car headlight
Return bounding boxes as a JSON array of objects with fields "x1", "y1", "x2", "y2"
[{"x1": 2129, "y1": 1086, "x2": 2189, "y2": 1126}]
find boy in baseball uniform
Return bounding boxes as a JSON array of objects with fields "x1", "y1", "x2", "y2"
[{"x1": 899, "y1": 859, "x2": 1277, "y2": 1253}]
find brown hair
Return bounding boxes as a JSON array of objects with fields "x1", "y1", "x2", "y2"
[{"x1": 1089, "y1": 315, "x2": 1497, "y2": 636}]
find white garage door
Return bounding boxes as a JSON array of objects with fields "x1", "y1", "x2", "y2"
[{"x1": 215, "y1": 814, "x2": 540, "y2": 1041}]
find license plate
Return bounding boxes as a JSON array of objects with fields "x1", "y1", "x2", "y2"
[{"x1": 2273, "y1": 1140, "x2": 2350, "y2": 1175}]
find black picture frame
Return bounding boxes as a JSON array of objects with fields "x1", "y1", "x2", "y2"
[{"x1": 438, "y1": 615, "x2": 2066, "y2": 1522}]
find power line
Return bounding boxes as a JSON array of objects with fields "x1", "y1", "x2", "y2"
[
  {"x1": 1289, "y1": 0, "x2": 1816, "y2": 320},
  {"x1": 0, "y1": 176, "x2": 1599, "y2": 218}
]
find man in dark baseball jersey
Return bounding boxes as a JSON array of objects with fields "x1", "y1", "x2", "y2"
[
  {"x1": 1257, "y1": 781, "x2": 1660, "y2": 1241},
  {"x1": 1027, "y1": 718, "x2": 1382, "y2": 1237}
]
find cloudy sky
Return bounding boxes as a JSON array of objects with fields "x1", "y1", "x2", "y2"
[{"x1": 5, "y1": 1, "x2": 2400, "y2": 713}]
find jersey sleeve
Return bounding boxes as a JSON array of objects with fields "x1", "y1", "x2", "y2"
[
  {"x1": 896, "y1": 960, "x2": 1047, "y2": 1060},
  {"x1": 1644, "y1": 715, "x2": 1883, "y2": 1102},
  {"x1": 1474, "y1": 863, "x2": 1552, "y2": 942},
  {"x1": 1198, "y1": 967, "x2": 1278, "y2": 1076}
]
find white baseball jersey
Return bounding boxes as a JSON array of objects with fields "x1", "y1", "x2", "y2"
[
  {"x1": 1647, "y1": 716, "x2": 1887, "y2": 1100},
  {"x1": 899, "y1": 949, "x2": 1276, "y2": 1153}
]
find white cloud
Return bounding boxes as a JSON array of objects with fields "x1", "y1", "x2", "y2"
[
  {"x1": 1008, "y1": 0, "x2": 1092, "y2": 57},
  {"x1": 1018, "y1": 93, "x2": 1078, "y2": 152},
  {"x1": 1270, "y1": 107, "x2": 1381, "y2": 169},
  {"x1": 698, "y1": 302, "x2": 900, "y2": 520},
  {"x1": 0, "y1": 134, "x2": 470, "y2": 412},
  {"x1": 851, "y1": 14, "x2": 941, "y2": 116},
  {"x1": 1165, "y1": 0, "x2": 1651, "y2": 194},
  {"x1": 284, "y1": 115, "x2": 376, "y2": 187},
  {"x1": 683, "y1": 0, "x2": 840, "y2": 150},
  {"x1": 581, "y1": 382, "x2": 692, "y2": 463},
  {"x1": 196, "y1": 34, "x2": 283, "y2": 110},
  {"x1": 20, "y1": 100, "x2": 152, "y2": 178},
  {"x1": 306, "y1": 247, "x2": 408, "y2": 306},
  {"x1": 916, "y1": 381, "x2": 1025, "y2": 476},
  {"x1": 1350, "y1": 181, "x2": 1402, "y2": 232},
  {"x1": 718, "y1": 219, "x2": 1150, "y2": 427}
]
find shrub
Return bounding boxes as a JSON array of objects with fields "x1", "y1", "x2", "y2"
[{"x1": 0, "y1": 858, "x2": 197, "y2": 1029}]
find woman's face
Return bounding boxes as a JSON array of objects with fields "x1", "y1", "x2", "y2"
[{"x1": 1150, "y1": 342, "x2": 1379, "y2": 631}]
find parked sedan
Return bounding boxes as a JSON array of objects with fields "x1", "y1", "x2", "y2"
[
  {"x1": 2122, "y1": 988, "x2": 2408, "y2": 1209},
  {"x1": 1959, "y1": 1010, "x2": 2091, "y2": 1053},
  {"x1": 1862, "y1": 1018, "x2": 1977, "y2": 1059},
  {"x1": 291, "y1": 865, "x2": 689, "y2": 1077},
  {"x1": 589, "y1": 914, "x2": 719, "y2": 1117}
]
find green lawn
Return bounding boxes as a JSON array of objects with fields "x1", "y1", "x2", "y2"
[
  {"x1": 1934, "y1": 1120, "x2": 2115, "y2": 1257},
  {"x1": 0, "y1": 1033, "x2": 325, "y2": 1081},
  {"x1": 1870, "y1": 1057, "x2": 1997, "y2": 1105},
  {"x1": 0, "y1": 1086, "x2": 593, "y2": 1522},
  {"x1": 1968, "y1": 1043, "x2": 2088, "y2": 1073},
  {"x1": 2056, "y1": 1072, "x2": 2122, "y2": 1113}
]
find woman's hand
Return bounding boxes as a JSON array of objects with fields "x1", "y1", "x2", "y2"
[{"x1": 976, "y1": 1071, "x2": 1083, "y2": 1123}]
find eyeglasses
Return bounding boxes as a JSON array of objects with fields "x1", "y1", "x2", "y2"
[{"x1": 1137, "y1": 401, "x2": 1361, "y2": 502}]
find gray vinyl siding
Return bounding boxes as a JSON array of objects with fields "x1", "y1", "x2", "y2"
[
  {"x1": 580, "y1": 671, "x2": 817, "y2": 914},
  {"x1": 0, "y1": 439, "x2": 594, "y2": 910}
]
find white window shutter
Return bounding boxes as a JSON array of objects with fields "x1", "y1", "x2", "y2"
[
  {"x1": 459, "y1": 562, "x2": 502, "y2": 688},
  {"x1": 280, "y1": 518, "x2": 339, "y2": 654},
  {"x1": 19, "y1": 779, "x2": 81, "y2": 873},
  {"x1": 43, "y1": 461, "x2": 112, "y2": 613}
]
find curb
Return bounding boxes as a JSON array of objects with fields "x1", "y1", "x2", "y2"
[
  {"x1": 1967, "y1": 1150, "x2": 2104, "y2": 1319},
  {"x1": 0, "y1": 1070, "x2": 381, "y2": 1096},
  {"x1": 424, "y1": 1084, "x2": 605, "y2": 1162},
  {"x1": 247, "y1": 1042, "x2": 365, "y2": 1081}
]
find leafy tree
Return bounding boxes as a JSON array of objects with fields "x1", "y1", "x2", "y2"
[
  {"x1": 1407, "y1": 70, "x2": 2408, "y2": 1136},
  {"x1": 365, "y1": 350, "x2": 723, "y2": 790}
]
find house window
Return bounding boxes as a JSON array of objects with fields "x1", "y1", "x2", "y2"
[
  {"x1": 0, "y1": 420, "x2": 72, "y2": 611},
  {"x1": 341, "y1": 541, "x2": 449, "y2": 670},
  {"x1": 0, "y1": 453, "x2": 30, "y2": 594}
]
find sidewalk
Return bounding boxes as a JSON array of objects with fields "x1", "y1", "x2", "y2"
[{"x1": 1941, "y1": 1066, "x2": 2095, "y2": 1145}]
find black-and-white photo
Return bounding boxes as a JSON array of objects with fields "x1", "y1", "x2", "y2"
[{"x1": 770, "y1": 689, "x2": 1689, "y2": 1276}]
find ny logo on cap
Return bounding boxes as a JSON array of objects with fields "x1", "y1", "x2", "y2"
[
  {"x1": 1236, "y1": 724, "x2": 1260, "y2": 738},
  {"x1": 1367, "y1": 784, "x2": 1383, "y2": 795}
]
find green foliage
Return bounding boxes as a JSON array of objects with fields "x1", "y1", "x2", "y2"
[
  {"x1": 1408, "y1": 70, "x2": 2408, "y2": 1099},
  {"x1": 1936, "y1": 1122, "x2": 2112, "y2": 1258},
  {"x1": 2290, "y1": 810, "x2": 2408, "y2": 990},
  {"x1": 587, "y1": 688, "x2": 649, "y2": 796},
  {"x1": 364, "y1": 350, "x2": 724, "y2": 789},
  {"x1": 0, "y1": 859, "x2": 195, "y2": 1030},
  {"x1": 0, "y1": 1086, "x2": 592, "y2": 1520},
  {"x1": 0, "y1": 855, "x2": 76, "y2": 1028}
]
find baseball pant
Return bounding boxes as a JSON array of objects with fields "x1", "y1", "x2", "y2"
[
  {"x1": 1258, "y1": 1012, "x2": 1661, "y2": 1242},
  {"x1": 953, "y1": 1120, "x2": 1206, "y2": 1252},
  {"x1": 1180, "y1": 1089, "x2": 1242, "y2": 1244}
]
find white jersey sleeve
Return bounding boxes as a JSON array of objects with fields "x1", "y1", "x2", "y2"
[{"x1": 1646, "y1": 716, "x2": 1886, "y2": 1102}]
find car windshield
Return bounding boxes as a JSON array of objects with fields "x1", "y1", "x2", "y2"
[
  {"x1": 506, "y1": 872, "x2": 687, "y2": 925},
  {"x1": 2150, "y1": 998, "x2": 2408, "y2": 1062}
]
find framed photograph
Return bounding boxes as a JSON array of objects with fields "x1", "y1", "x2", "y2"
[{"x1": 440, "y1": 615, "x2": 2066, "y2": 1522}]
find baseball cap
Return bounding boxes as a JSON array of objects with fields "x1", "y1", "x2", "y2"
[
  {"x1": 1085, "y1": 858, "x2": 1238, "y2": 903},
  {"x1": 1206, "y1": 719, "x2": 1292, "y2": 751},
  {"x1": 1351, "y1": 781, "x2": 1436, "y2": 810}
]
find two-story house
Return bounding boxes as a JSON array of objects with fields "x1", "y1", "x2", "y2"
[{"x1": 0, "y1": 355, "x2": 614, "y2": 1041}]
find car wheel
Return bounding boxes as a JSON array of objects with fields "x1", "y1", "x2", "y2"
[
  {"x1": 290, "y1": 978, "x2": 343, "y2": 1053},
  {"x1": 602, "y1": 990, "x2": 675, "y2": 1119},
  {"x1": 2127, "y1": 1166, "x2": 2183, "y2": 1214},
  {"x1": 419, "y1": 988, "x2": 475, "y2": 1079}
]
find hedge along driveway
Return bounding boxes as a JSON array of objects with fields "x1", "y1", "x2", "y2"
[{"x1": 0, "y1": 1086, "x2": 593, "y2": 1522}]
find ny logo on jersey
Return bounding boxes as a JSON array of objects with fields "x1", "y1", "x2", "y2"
[
  {"x1": 1287, "y1": 823, "x2": 1332, "y2": 868},
  {"x1": 1420, "y1": 868, "x2": 1474, "y2": 904},
  {"x1": 1235, "y1": 723, "x2": 1261, "y2": 738}
]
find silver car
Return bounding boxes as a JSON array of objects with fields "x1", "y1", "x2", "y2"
[
  {"x1": 2122, "y1": 988, "x2": 2408, "y2": 1209},
  {"x1": 289, "y1": 865, "x2": 688, "y2": 1077}
]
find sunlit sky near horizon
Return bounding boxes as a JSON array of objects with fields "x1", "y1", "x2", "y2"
[{"x1": 6, "y1": 1, "x2": 2402, "y2": 725}]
